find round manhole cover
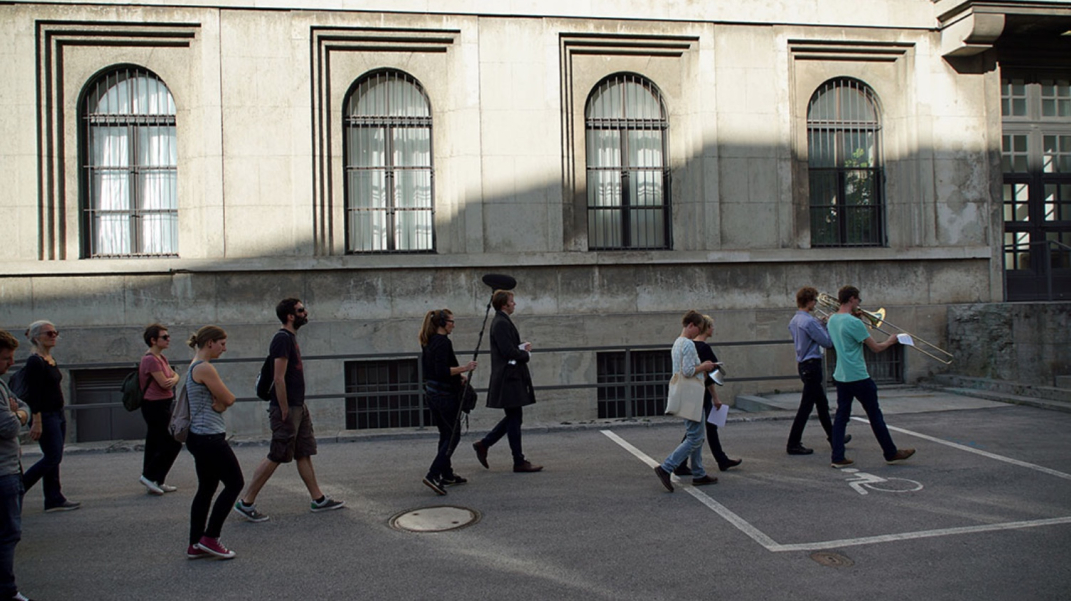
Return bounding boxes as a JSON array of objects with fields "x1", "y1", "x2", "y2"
[
  {"x1": 389, "y1": 505, "x2": 481, "y2": 533},
  {"x1": 810, "y1": 550, "x2": 854, "y2": 568}
]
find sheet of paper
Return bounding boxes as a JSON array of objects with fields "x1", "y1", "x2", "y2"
[
  {"x1": 897, "y1": 333, "x2": 915, "y2": 346},
  {"x1": 707, "y1": 404, "x2": 729, "y2": 428}
]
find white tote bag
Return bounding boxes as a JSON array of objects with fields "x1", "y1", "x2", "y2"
[{"x1": 664, "y1": 370, "x2": 705, "y2": 422}]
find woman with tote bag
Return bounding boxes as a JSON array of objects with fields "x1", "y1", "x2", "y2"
[{"x1": 654, "y1": 311, "x2": 718, "y2": 493}]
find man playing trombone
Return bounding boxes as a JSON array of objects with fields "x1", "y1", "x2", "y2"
[
  {"x1": 827, "y1": 285, "x2": 915, "y2": 468},
  {"x1": 786, "y1": 286, "x2": 847, "y2": 456}
]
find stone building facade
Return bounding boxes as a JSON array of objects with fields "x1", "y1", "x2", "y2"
[{"x1": 1, "y1": 0, "x2": 1069, "y2": 441}]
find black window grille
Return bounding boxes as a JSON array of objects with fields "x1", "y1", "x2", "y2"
[
  {"x1": 343, "y1": 70, "x2": 434, "y2": 253},
  {"x1": 596, "y1": 350, "x2": 673, "y2": 418},
  {"x1": 344, "y1": 359, "x2": 427, "y2": 429},
  {"x1": 81, "y1": 67, "x2": 178, "y2": 258},
  {"x1": 825, "y1": 345, "x2": 903, "y2": 386},
  {"x1": 807, "y1": 78, "x2": 885, "y2": 247},
  {"x1": 585, "y1": 74, "x2": 671, "y2": 250},
  {"x1": 1001, "y1": 74, "x2": 1071, "y2": 301}
]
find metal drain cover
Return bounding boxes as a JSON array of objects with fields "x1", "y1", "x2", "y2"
[
  {"x1": 390, "y1": 505, "x2": 481, "y2": 533},
  {"x1": 810, "y1": 550, "x2": 855, "y2": 568}
]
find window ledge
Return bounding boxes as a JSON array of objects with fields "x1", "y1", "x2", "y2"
[{"x1": 0, "y1": 246, "x2": 992, "y2": 277}]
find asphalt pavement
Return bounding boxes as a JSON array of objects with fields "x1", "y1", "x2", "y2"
[{"x1": 15, "y1": 388, "x2": 1071, "y2": 601}]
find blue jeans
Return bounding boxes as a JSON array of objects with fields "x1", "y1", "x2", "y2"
[
  {"x1": 0, "y1": 473, "x2": 24, "y2": 598},
  {"x1": 831, "y1": 378, "x2": 898, "y2": 462},
  {"x1": 426, "y1": 392, "x2": 462, "y2": 479},
  {"x1": 662, "y1": 418, "x2": 707, "y2": 478},
  {"x1": 23, "y1": 411, "x2": 67, "y2": 509}
]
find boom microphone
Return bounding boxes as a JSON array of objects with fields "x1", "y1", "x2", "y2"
[{"x1": 481, "y1": 273, "x2": 516, "y2": 291}]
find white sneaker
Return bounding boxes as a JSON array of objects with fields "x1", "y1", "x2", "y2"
[
  {"x1": 139, "y1": 476, "x2": 164, "y2": 495},
  {"x1": 159, "y1": 483, "x2": 178, "y2": 493}
]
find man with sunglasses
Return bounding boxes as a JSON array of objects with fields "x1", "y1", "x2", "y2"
[{"x1": 234, "y1": 299, "x2": 344, "y2": 522}]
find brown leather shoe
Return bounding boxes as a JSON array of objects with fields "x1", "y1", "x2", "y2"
[
  {"x1": 472, "y1": 441, "x2": 489, "y2": 469},
  {"x1": 654, "y1": 466, "x2": 674, "y2": 492},
  {"x1": 513, "y1": 461, "x2": 543, "y2": 473}
]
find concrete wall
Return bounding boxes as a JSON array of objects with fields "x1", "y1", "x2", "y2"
[
  {"x1": 948, "y1": 303, "x2": 1071, "y2": 386},
  {"x1": 0, "y1": 1, "x2": 1063, "y2": 438}
]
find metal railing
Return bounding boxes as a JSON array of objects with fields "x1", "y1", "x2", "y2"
[{"x1": 25, "y1": 338, "x2": 804, "y2": 415}]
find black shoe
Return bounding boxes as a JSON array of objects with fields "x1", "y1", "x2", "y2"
[
  {"x1": 673, "y1": 464, "x2": 693, "y2": 476},
  {"x1": 691, "y1": 475, "x2": 718, "y2": 486},
  {"x1": 718, "y1": 459, "x2": 742, "y2": 472},
  {"x1": 513, "y1": 461, "x2": 543, "y2": 473},
  {"x1": 472, "y1": 440, "x2": 489, "y2": 469},
  {"x1": 441, "y1": 473, "x2": 468, "y2": 485},
  {"x1": 787, "y1": 445, "x2": 814, "y2": 456},
  {"x1": 422, "y1": 476, "x2": 447, "y2": 496},
  {"x1": 654, "y1": 466, "x2": 674, "y2": 492}
]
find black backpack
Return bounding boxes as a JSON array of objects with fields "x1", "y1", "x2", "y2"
[
  {"x1": 7, "y1": 365, "x2": 28, "y2": 400},
  {"x1": 254, "y1": 355, "x2": 274, "y2": 401},
  {"x1": 120, "y1": 367, "x2": 152, "y2": 412}
]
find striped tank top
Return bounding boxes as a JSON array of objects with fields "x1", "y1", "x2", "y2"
[{"x1": 186, "y1": 360, "x2": 226, "y2": 435}]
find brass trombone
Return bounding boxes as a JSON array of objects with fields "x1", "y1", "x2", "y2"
[{"x1": 814, "y1": 292, "x2": 954, "y2": 365}]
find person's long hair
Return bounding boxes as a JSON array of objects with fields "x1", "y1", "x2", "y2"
[{"x1": 419, "y1": 309, "x2": 452, "y2": 347}]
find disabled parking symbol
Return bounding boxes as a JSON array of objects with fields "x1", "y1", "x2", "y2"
[{"x1": 840, "y1": 468, "x2": 923, "y2": 496}]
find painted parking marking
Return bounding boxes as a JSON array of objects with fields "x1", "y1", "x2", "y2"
[
  {"x1": 601, "y1": 428, "x2": 1071, "y2": 553},
  {"x1": 838, "y1": 468, "x2": 923, "y2": 495},
  {"x1": 852, "y1": 416, "x2": 1071, "y2": 481}
]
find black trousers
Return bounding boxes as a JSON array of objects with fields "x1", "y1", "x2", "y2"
[
  {"x1": 141, "y1": 399, "x2": 182, "y2": 484},
  {"x1": 186, "y1": 432, "x2": 244, "y2": 545},
  {"x1": 787, "y1": 359, "x2": 833, "y2": 448}
]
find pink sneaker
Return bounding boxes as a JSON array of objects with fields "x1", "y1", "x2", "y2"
[
  {"x1": 194, "y1": 536, "x2": 236, "y2": 559},
  {"x1": 186, "y1": 544, "x2": 211, "y2": 560}
]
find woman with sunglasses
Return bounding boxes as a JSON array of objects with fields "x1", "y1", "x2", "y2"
[
  {"x1": 21, "y1": 320, "x2": 80, "y2": 512},
  {"x1": 137, "y1": 323, "x2": 183, "y2": 495}
]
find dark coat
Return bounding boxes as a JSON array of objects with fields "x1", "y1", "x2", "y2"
[{"x1": 486, "y1": 310, "x2": 536, "y2": 409}]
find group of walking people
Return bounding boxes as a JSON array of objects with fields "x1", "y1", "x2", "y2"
[
  {"x1": 655, "y1": 284, "x2": 917, "y2": 492},
  {"x1": 139, "y1": 298, "x2": 345, "y2": 561},
  {"x1": 0, "y1": 284, "x2": 920, "y2": 597}
]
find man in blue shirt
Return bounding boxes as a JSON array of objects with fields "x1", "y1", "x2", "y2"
[
  {"x1": 827, "y1": 285, "x2": 915, "y2": 468},
  {"x1": 786, "y1": 286, "x2": 848, "y2": 455}
]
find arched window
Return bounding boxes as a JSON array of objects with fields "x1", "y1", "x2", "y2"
[
  {"x1": 585, "y1": 74, "x2": 670, "y2": 250},
  {"x1": 81, "y1": 67, "x2": 178, "y2": 257},
  {"x1": 807, "y1": 78, "x2": 885, "y2": 247},
  {"x1": 344, "y1": 70, "x2": 434, "y2": 253}
]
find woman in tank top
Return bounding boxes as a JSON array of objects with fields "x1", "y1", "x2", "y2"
[{"x1": 183, "y1": 325, "x2": 243, "y2": 560}]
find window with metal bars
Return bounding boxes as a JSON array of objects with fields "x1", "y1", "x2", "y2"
[
  {"x1": 807, "y1": 78, "x2": 885, "y2": 247},
  {"x1": 343, "y1": 70, "x2": 435, "y2": 253},
  {"x1": 81, "y1": 67, "x2": 178, "y2": 258},
  {"x1": 585, "y1": 74, "x2": 671, "y2": 250},
  {"x1": 344, "y1": 359, "x2": 428, "y2": 430},
  {"x1": 1000, "y1": 73, "x2": 1071, "y2": 301},
  {"x1": 596, "y1": 350, "x2": 673, "y2": 418}
]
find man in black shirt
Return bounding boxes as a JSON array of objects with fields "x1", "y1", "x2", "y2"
[{"x1": 234, "y1": 299, "x2": 344, "y2": 522}]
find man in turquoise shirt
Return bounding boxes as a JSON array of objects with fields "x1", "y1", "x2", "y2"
[{"x1": 827, "y1": 285, "x2": 915, "y2": 468}]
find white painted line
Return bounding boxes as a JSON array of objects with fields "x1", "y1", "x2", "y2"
[
  {"x1": 850, "y1": 416, "x2": 1071, "y2": 481},
  {"x1": 602, "y1": 428, "x2": 1071, "y2": 553},
  {"x1": 600, "y1": 430, "x2": 781, "y2": 551},
  {"x1": 768, "y1": 516, "x2": 1071, "y2": 552}
]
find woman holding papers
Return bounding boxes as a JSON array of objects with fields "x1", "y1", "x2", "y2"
[
  {"x1": 653, "y1": 311, "x2": 720, "y2": 492},
  {"x1": 674, "y1": 314, "x2": 742, "y2": 476}
]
